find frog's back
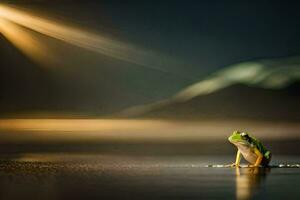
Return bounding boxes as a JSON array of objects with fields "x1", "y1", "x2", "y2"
[{"x1": 250, "y1": 136, "x2": 272, "y2": 162}]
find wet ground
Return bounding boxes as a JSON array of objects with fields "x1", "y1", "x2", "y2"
[
  {"x1": 0, "y1": 153, "x2": 299, "y2": 200},
  {"x1": 0, "y1": 119, "x2": 299, "y2": 199}
]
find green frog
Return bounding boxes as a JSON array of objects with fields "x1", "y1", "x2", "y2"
[{"x1": 228, "y1": 130, "x2": 271, "y2": 167}]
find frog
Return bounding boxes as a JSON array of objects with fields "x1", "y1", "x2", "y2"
[{"x1": 228, "y1": 130, "x2": 271, "y2": 167}]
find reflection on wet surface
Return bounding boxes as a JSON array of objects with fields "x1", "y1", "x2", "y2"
[
  {"x1": 0, "y1": 154, "x2": 299, "y2": 200},
  {"x1": 235, "y1": 167, "x2": 270, "y2": 200}
]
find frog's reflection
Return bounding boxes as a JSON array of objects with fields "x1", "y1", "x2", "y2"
[{"x1": 235, "y1": 167, "x2": 270, "y2": 200}]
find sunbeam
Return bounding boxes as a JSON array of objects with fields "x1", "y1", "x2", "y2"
[
  {"x1": 0, "y1": 17, "x2": 57, "y2": 67},
  {"x1": 0, "y1": 4, "x2": 172, "y2": 71}
]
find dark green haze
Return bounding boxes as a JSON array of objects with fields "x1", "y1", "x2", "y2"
[{"x1": 1, "y1": 0, "x2": 300, "y2": 116}]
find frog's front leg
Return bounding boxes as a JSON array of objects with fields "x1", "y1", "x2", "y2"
[
  {"x1": 249, "y1": 148, "x2": 263, "y2": 167},
  {"x1": 230, "y1": 150, "x2": 241, "y2": 167}
]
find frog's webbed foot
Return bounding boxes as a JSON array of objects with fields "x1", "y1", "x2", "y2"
[
  {"x1": 247, "y1": 164, "x2": 261, "y2": 168},
  {"x1": 230, "y1": 163, "x2": 241, "y2": 168}
]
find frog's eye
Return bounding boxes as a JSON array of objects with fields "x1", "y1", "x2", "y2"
[{"x1": 241, "y1": 132, "x2": 247, "y2": 137}]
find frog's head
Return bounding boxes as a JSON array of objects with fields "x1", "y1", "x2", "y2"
[{"x1": 228, "y1": 130, "x2": 252, "y2": 146}]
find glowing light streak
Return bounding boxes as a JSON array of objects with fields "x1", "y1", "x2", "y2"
[
  {"x1": 0, "y1": 4, "x2": 171, "y2": 71},
  {"x1": 0, "y1": 17, "x2": 55, "y2": 66}
]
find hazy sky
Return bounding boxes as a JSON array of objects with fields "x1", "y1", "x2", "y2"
[{"x1": 1, "y1": 0, "x2": 300, "y2": 116}]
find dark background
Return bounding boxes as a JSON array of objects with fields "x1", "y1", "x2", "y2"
[{"x1": 1, "y1": 0, "x2": 300, "y2": 117}]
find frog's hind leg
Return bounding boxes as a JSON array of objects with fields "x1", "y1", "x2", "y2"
[
  {"x1": 252, "y1": 148, "x2": 263, "y2": 167},
  {"x1": 261, "y1": 153, "x2": 272, "y2": 167}
]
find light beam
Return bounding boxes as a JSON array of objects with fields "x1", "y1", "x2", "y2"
[
  {"x1": 0, "y1": 4, "x2": 173, "y2": 71},
  {"x1": 0, "y1": 17, "x2": 56, "y2": 67}
]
